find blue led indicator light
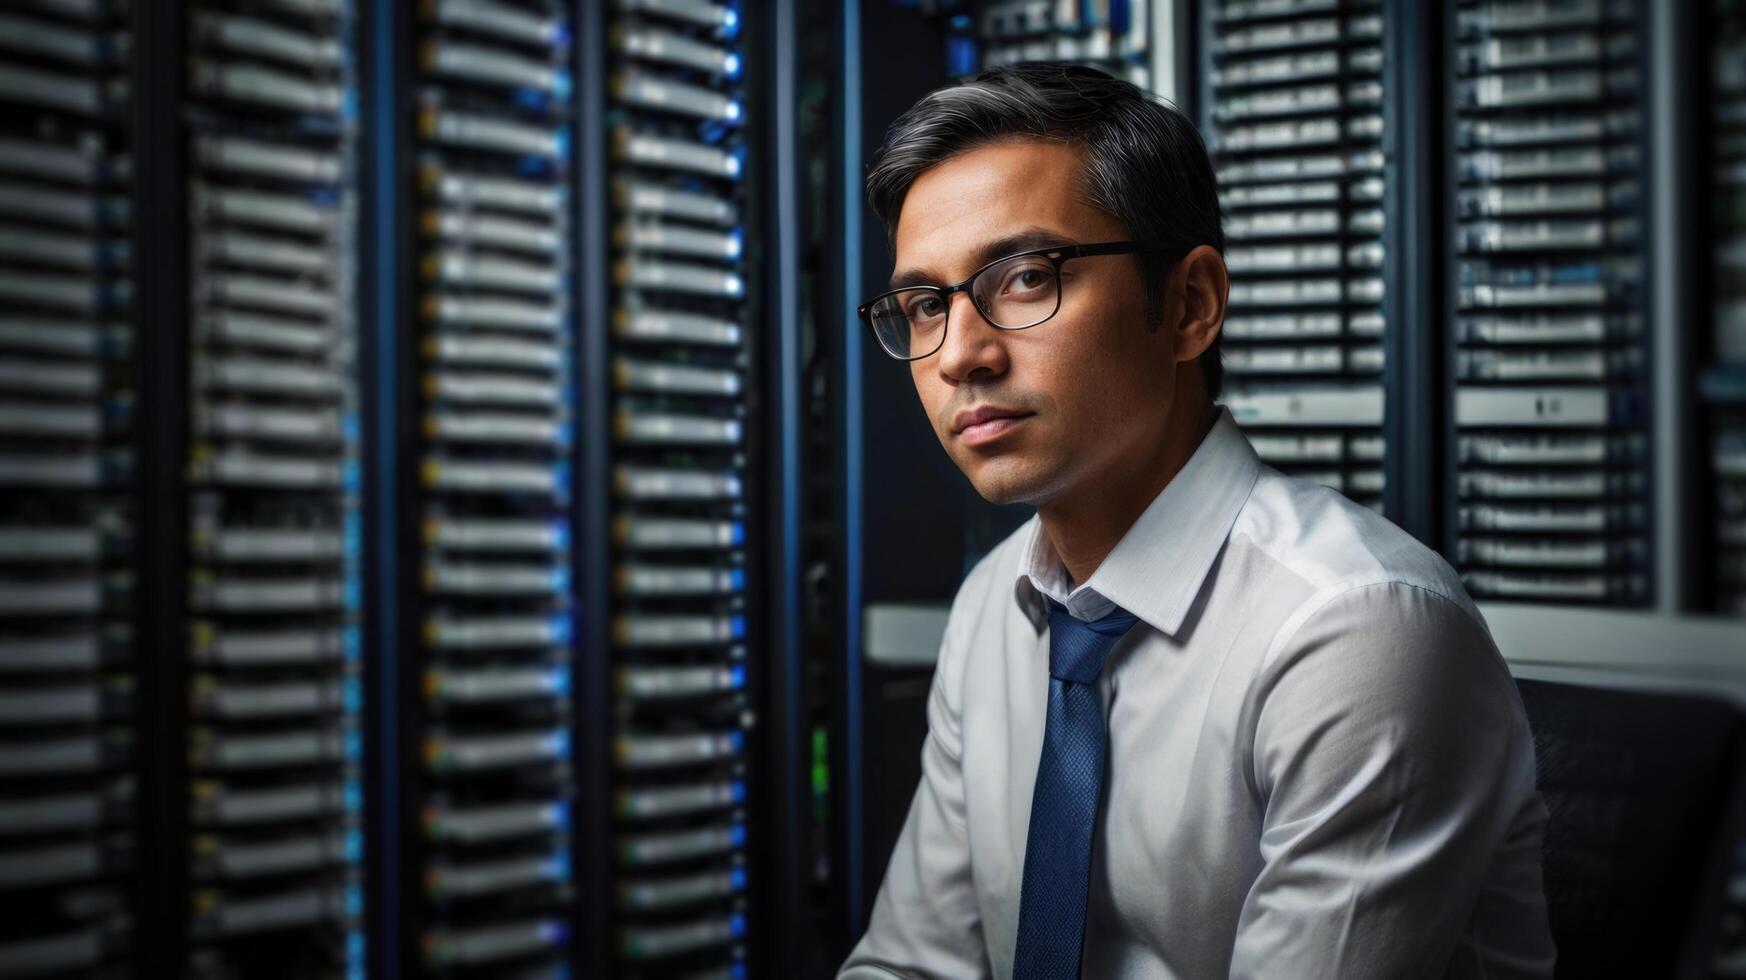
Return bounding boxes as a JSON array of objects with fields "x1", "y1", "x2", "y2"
[{"x1": 948, "y1": 37, "x2": 979, "y2": 77}]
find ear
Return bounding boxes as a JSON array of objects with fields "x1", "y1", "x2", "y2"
[{"x1": 1163, "y1": 245, "x2": 1227, "y2": 365}]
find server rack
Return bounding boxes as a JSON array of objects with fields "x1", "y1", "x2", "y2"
[
  {"x1": 1196, "y1": 0, "x2": 1394, "y2": 516},
  {"x1": 595, "y1": 0, "x2": 763, "y2": 975},
  {"x1": 180, "y1": 0, "x2": 367, "y2": 975},
  {"x1": 1710, "y1": 1, "x2": 1746, "y2": 617},
  {"x1": 0, "y1": 1, "x2": 139, "y2": 976},
  {"x1": 1445, "y1": 0, "x2": 1654, "y2": 607},
  {"x1": 969, "y1": 0, "x2": 1153, "y2": 85},
  {"x1": 399, "y1": 1, "x2": 581, "y2": 976}
]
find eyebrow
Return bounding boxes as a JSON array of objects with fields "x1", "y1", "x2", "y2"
[{"x1": 887, "y1": 227, "x2": 1076, "y2": 291}]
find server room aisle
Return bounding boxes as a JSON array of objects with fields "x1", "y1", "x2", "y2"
[
  {"x1": 0, "y1": 0, "x2": 818, "y2": 977},
  {"x1": 2, "y1": 0, "x2": 1746, "y2": 978}
]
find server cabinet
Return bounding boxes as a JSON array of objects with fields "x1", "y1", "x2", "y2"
[
  {"x1": 181, "y1": 0, "x2": 367, "y2": 975},
  {"x1": 1196, "y1": 0, "x2": 1394, "y2": 516},
  {"x1": 1710, "y1": 1, "x2": 1746, "y2": 618},
  {"x1": 1444, "y1": 0, "x2": 1655, "y2": 608},
  {"x1": 595, "y1": 1, "x2": 765, "y2": 975},
  {"x1": 396, "y1": 1, "x2": 581, "y2": 976},
  {"x1": 971, "y1": 0, "x2": 1153, "y2": 86},
  {"x1": 0, "y1": 1, "x2": 139, "y2": 975}
]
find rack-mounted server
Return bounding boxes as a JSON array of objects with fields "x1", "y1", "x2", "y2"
[
  {"x1": 0, "y1": 1, "x2": 138, "y2": 976},
  {"x1": 969, "y1": 0, "x2": 1151, "y2": 86}
]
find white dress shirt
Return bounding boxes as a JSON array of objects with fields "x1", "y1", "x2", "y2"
[{"x1": 840, "y1": 404, "x2": 1556, "y2": 979}]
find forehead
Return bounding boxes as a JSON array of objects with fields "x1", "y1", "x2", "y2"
[{"x1": 893, "y1": 139, "x2": 1122, "y2": 277}]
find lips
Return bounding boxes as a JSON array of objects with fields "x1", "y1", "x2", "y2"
[
  {"x1": 951, "y1": 405, "x2": 1032, "y2": 435},
  {"x1": 951, "y1": 405, "x2": 1034, "y2": 446}
]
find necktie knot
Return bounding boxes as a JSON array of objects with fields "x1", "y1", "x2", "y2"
[{"x1": 1046, "y1": 598, "x2": 1140, "y2": 685}]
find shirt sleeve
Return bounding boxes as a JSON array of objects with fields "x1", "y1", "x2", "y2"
[
  {"x1": 1230, "y1": 581, "x2": 1556, "y2": 980},
  {"x1": 838, "y1": 600, "x2": 990, "y2": 979}
]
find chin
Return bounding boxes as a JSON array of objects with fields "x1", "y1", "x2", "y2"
[{"x1": 961, "y1": 455, "x2": 1059, "y2": 506}]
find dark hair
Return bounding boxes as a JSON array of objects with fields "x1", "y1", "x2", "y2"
[{"x1": 866, "y1": 62, "x2": 1225, "y2": 401}]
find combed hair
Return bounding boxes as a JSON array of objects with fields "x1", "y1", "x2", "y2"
[{"x1": 866, "y1": 62, "x2": 1225, "y2": 400}]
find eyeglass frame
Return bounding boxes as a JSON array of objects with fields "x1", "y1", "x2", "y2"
[{"x1": 857, "y1": 239, "x2": 1184, "y2": 362}]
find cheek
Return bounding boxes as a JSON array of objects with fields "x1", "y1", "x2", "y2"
[
  {"x1": 910, "y1": 371, "x2": 948, "y2": 435},
  {"x1": 1044, "y1": 319, "x2": 1161, "y2": 430}
]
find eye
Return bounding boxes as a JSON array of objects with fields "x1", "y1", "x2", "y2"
[
  {"x1": 906, "y1": 295, "x2": 944, "y2": 319},
  {"x1": 1002, "y1": 265, "x2": 1052, "y2": 295}
]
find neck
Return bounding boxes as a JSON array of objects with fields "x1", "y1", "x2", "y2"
[{"x1": 1038, "y1": 399, "x2": 1217, "y2": 588}]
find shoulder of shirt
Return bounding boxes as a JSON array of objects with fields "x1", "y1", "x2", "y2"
[
  {"x1": 934, "y1": 516, "x2": 1039, "y2": 652},
  {"x1": 1233, "y1": 464, "x2": 1493, "y2": 647}
]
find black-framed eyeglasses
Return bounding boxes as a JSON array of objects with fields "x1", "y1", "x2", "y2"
[{"x1": 857, "y1": 239, "x2": 1181, "y2": 362}]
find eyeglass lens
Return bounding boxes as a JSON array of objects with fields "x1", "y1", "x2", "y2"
[{"x1": 867, "y1": 252, "x2": 1061, "y2": 359}]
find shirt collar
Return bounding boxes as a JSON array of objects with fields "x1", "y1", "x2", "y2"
[{"x1": 1014, "y1": 404, "x2": 1261, "y2": 637}]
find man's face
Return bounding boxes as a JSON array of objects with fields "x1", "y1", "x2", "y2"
[{"x1": 892, "y1": 139, "x2": 1184, "y2": 507}]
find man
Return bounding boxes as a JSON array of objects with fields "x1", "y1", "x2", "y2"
[{"x1": 838, "y1": 63, "x2": 1555, "y2": 979}]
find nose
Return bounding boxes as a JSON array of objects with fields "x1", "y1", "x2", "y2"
[{"x1": 934, "y1": 289, "x2": 1008, "y2": 384}]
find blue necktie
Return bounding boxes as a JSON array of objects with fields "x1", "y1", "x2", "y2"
[{"x1": 1013, "y1": 598, "x2": 1140, "y2": 980}]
